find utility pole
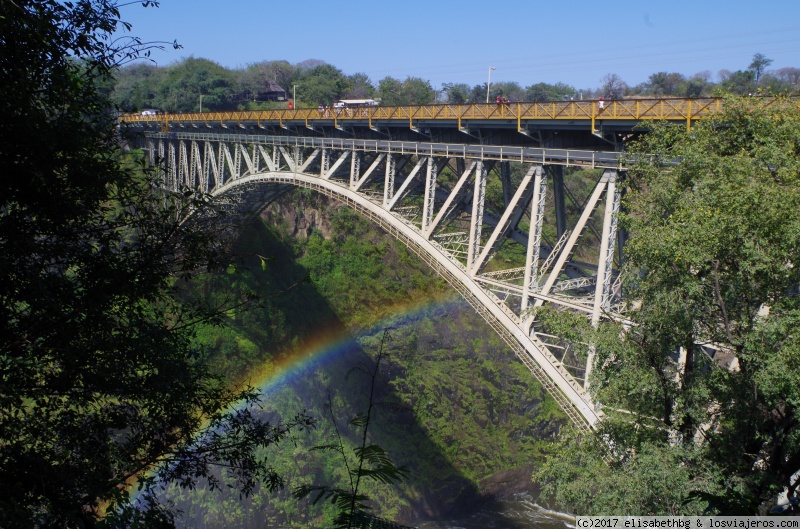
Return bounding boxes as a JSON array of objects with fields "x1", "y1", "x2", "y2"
[{"x1": 486, "y1": 66, "x2": 496, "y2": 104}]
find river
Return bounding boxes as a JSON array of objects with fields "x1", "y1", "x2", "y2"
[{"x1": 417, "y1": 492, "x2": 575, "y2": 529}]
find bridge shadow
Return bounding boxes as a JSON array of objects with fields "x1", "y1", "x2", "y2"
[{"x1": 172, "y1": 202, "x2": 557, "y2": 528}]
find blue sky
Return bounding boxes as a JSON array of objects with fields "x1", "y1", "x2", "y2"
[{"x1": 118, "y1": 0, "x2": 800, "y2": 90}]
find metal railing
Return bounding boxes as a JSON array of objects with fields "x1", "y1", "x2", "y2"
[{"x1": 121, "y1": 97, "x2": 727, "y2": 127}]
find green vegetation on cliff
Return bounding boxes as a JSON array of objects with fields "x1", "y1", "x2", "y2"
[
  {"x1": 538, "y1": 96, "x2": 800, "y2": 515},
  {"x1": 169, "y1": 191, "x2": 565, "y2": 527}
]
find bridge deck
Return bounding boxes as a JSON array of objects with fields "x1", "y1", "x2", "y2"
[{"x1": 123, "y1": 97, "x2": 728, "y2": 133}]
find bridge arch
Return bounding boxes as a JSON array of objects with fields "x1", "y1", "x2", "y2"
[{"x1": 144, "y1": 133, "x2": 627, "y2": 428}]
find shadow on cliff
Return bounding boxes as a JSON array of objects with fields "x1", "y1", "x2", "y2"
[{"x1": 171, "y1": 195, "x2": 554, "y2": 528}]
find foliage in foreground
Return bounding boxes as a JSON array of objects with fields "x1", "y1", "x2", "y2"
[
  {"x1": 537, "y1": 96, "x2": 800, "y2": 514},
  {"x1": 293, "y1": 330, "x2": 410, "y2": 529},
  {"x1": 0, "y1": 2, "x2": 311, "y2": 527}
]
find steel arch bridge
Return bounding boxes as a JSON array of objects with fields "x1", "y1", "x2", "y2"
[{"x1": 141, "y1": 132, "x2": 629, "y2": 429}]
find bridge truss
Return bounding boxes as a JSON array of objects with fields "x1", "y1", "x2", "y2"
[{"x1": 141, "y1": 132, "x2": 629, "y2": 429}]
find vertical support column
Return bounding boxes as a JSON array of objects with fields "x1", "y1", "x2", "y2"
[
  {"x1": 586, "y1": 170, "x2": 620, "y2": 390},
  {"x1": 167, "y1": 142, "x2": 177, "y2": 192},
  {"x1": 293, "y1": 146, "x2": 301, "y2": 174},
  {"x1": 218, "y1": 142, "x2": 227, "y2": 186},
  {"x1": 234, "y1": 142, "x2": 242, "y2": 180},
  {"x1": 600, "y1": 183, "x2": 620, "y2": 312},
  {"x1": 205, "y1": 141, "x2": 218, "y2": 192},
  {"x1": 156, "y1": 140, "x2": 165, "y2": 184},
  {"x1": 421, "y1": 157, "x2": 437, "y2": 233},
  {"x1": 500, "y1": 161, "x2": 512, "y2": 208},
  {"x1": 252, "y1": 145, "x2": 260, "y2": 174},
  {"x1": 552, "y1": 165, "x2": 567, "y2": 239},
  {"x1": 383, "y1": 153, "x2": 395, "y2": 206},
  {"x1": 179, "y1": 141, "x2": 189, "y2": 187},
  {"x1": 350, "y1": 151, "x2": 361, "y2": 188},
  {"x1": 521, "y1": 165, "x2": 547, "y2": 313},
  {"x1": 321, "y1": 149, "x2": 330, "y2": 177},
  {"x1": 189, "y1": 141, "x2": 198, "y2": 189},
  {"x1": 272, "y1": 146, "x2": 280, "y2": 172},
  {"x1": 202, "y1": 142, "x2": 210, "y2": 193},
  {"x1": 467, "y1": 161, "x2": 487, "y2": 275}
]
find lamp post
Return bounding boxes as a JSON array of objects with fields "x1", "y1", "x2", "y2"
[
  {"x1": 486, "y1": 66, "x2": 496, "y2": 104},
  {"x1": 293, "y1": 84, "x2": 297, "y2": 109},
  {"x1": 199, "y1": 94, "x2": 203, "y2": 113}
]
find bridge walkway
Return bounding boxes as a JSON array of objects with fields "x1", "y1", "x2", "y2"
[{"x1": 124, "y1": 98, "x2": 723, "y2": 136}]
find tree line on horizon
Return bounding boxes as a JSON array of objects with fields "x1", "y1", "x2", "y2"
[{"x1": 111, "y1": 53, "x2": 800, "y2": 114}]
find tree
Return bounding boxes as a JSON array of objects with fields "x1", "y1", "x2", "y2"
[
  {"x1": 469, "y1": 83, "x2": 487, "y2": 104},
  {"x1": 401, "y1": 76, "x2": 435, "y2": 105},
  {"x1": 525, "y1": 82, "x2": 577, "y2": 102},
  {"x1": 750, "y1": 52, "x2": 773, "y2": 85},
  {"x1": 775, "y1": 67, "x2": 800, "y2": 89},
  {"x1": 343, "y1": 72, "x2": 375, "y2": 99},
  {"x1": 599, "y1": 73, "x2": 628, "y2": 98},
  {"x1": 377, "y1": 76, "x2": 404, "y2": 106},
  {"x1": 112, "y1": 62, "x2": 164, "y2": 111},
  {"x1": 376, "y1": 76, "x2": 435, "y2": 106},
  {"x1": 298, "y1": 63, "x2": 348, "y2": 106},
  {"x1": 538, "y1": 95, "x2": 800, "y2": 514},
  {"x1": 158, "y1": 56, "x2": 235, "y2": 112},
  {"x1": 682, "y1": 74, "x2": 710, "y2": 98},
  {"x1": 647, "y1": 72, "x2": 686, "y2": 96},
  {"x1": 719, "y1": 70, "x2": 756, "y2": 95},
  {"x1": 441, "y1": 82, "x2": 471, "y2": 104},
  {"x1": 489, "y1": 81, "x2": 525, "y2": 102},
  {"x1": 235, "y1": 60, "x2": 294, "y2": 102},
  {"x1": 0, "y1": 1, "x2": 310, "y2": 526}
]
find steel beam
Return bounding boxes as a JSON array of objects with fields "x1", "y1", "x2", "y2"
[
  {"x1": 387, "y1": 157, "x2": 427, "y2": 211},
  {"x1": 421, "y1": 157, "x2": 438, "y2": 233},
  {"x1": 521, "y1": 165, "x2": 547, "y2": 313},
  {"x1": 383, "y1": 153, "x2": 395, "y2": 206},
  {"x1": 534, "y1": 172, "x2": 610, "y2": 307},
  {"x1": 349, "y1": 152, "x2": 361, "y2": 188},
  {"x1": 424, "y1": 160, "x2": 477, "y2": 239},
  {"x1": 467, "y1": 162, "x2": 487, "y2": 274},
  {"x1": 586, "y1": 171, "x2": 620, "y2": 390},
  {"x1": 473, "y1": 165, "x2": 540, "y2": 275},
  {"x1": 353, "y1": 153, "x2": 385, "y2": 191}
]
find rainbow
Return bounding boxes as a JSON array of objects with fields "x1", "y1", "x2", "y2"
[
  {"x1": 237, "y1": 292, "x2": 456, "y2": 398},
  {"x1": 125, "y1": 291, "x2": 461, "y2": 507}
]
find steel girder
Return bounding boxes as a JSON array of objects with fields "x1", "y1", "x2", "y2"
[{"x1": 142, "y1": 133, "x2": 627, "y2": 429}]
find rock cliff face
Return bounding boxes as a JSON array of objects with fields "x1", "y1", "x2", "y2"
[{"x1": 259, "y1": 194, "x2": 338, "y2": 239}]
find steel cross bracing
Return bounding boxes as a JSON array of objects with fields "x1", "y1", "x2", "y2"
[{"x1": 142, "y1": 132, "x2": 628, "y2": 429}]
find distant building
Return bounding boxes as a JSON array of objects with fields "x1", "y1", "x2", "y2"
[{"x1": 258, "y1": 80, "x2": 286, "y2": 102}]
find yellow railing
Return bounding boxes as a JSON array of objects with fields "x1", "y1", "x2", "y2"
[{"x1": 120, "y1": 97, "x2": 791, "y2": 130}]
